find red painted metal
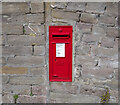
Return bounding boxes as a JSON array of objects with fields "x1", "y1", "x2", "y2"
[{"x1": 49, "y1": 26, "x2": 72, "y2": 82}]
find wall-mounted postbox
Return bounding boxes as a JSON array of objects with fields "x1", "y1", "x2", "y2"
[{"x1": 49, "y1": 26, "x2": 72, "y2": 82}]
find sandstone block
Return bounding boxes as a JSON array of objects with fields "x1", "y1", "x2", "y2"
[
  {"x1": 3, "y1": 84, "x2": 30, "y2": 95},
  {"x1": 80, "y1": 85, "x2": 106, "y2": 97},
  {"x1": 24, "y1": 24, "x2": 44, "y2": 35},
  {"x1": 14, "y1": 14, "x2": 44, "y2": 24},
  {"x1": 2, "y1": 75, "x2": 9, "y2": 84},
  {"x1": 106, "y1": 27, "x2": 118, "y2": 38},
  {"x1": 34, "y1": 46, "x2": 45, "y2": 56},
  {"x1": 2, "y1": 57, "x2": 6, "y2": 66},
  {"x1": 82, "y1": 34, "x2": 100, "y2": 45},
  {"x1": 31, "y1": 3, "x2": 44, "y2": 13},
  {"x1": 101, "y1": 37, "x2": 115, "y2": 48},
  {"x1": 2, "y1": 66, "x2": 28, "y2": 74},
  {"x1": 2, "y1": 35, "x2": 5, "y2": 46},
  {"x1": 17, "y1": 95, "x2": 46, "y2": 103},
  {"x1": 9, "y1": 76, "x2": 44, "y2": 85},
  {"x1": 86, "y1": 3, "x2": 106, "y2": 13},
  {"x1": 64, "y1": 83, "x2": 78, "y2": 94},
  {"x1": 67, "y1": 2, "x2": 86, "y2": 11},
  {"x1": 29, "y1": 67, "x2": 45, "y2": 76},
  {"x1": 7, "y1": 56, "x2": 45, "y2": 67},
  {"x1": 82, "y1": 66, "x2": 115, "y2": 79},
  {"x1": 2, "y1": 14, "x2": 44, "y2": 24},
  {"x1": 52, "y1": 9, "x2": 79, "y2": 21},
  {"x1": 76, "y1": 22, "x2": 92, "y2": 34},
  {"x1": 99, "y1": 14, "x2": 115, "y2": 26},
  {"x1": 92, "y1": 24, "x2": 106, "y2": 35},
  {"x1": 106, "y1": 79, "x2": 118, "y2": 90},
  {"x1": 7, "y1": 35, "x2": 45, "y2": 46},
  {"x1": 80, "y1": 13, "x2": 98, "y2": 24},
  {"x1": 51, "y1": 2, "x2": 67, "y2": 9},
  {"x1": 76, "y1": 44, "x2": 90, "y2": 55},
  {"x1": 106, "y1": 2, "x2": 118, "y2": 17},
  {"x1": 50, "y1": 92, "x2": 100, "y2": 103},
  {"x1": 92, "y1": 46, "x2": 117, "y2": 59},
  {"x1": 50, "y1": 83, "x2": 65, "y2": 93},
  {"x1": 2, "y1": 94, "x2": 14, "y2": 103},
  {"x1": 32, "y1": 85, "x2": 47, "y2": 95},
  {"x1": 2, "y1": 23, "x2": 23, "y2": 35},
  {"x1": 98, "y1": 58, "x2": 118, "y2": 69},
  {"x1": 75, "y1": 55, "x2": 98, "y2": 67},
  {"x1": 2, "y1": 2, "x2": 29, "y2": 15},
  {"x1": 2, "y1": 46, "x2": 32, "y2": 56}
]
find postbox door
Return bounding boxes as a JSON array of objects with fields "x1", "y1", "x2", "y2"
[
  {"x1": 49, "y1": 26, "x2": 72, "y2": 82},
  {"x1": 52, "y1": 43, "x2": 71, "y2": 79}
]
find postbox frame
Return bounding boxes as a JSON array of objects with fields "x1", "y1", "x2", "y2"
[{"x1": 49, "y1": 26, "x2": 73, "y2": 82}]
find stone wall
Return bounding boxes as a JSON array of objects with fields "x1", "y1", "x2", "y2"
[{"x1": 1, "y1": 2, "x2": 118, "y2": 103}]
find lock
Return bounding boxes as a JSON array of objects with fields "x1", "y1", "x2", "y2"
[{"x1": 49, "y1": 26, "x2": 72, "y2": 82}]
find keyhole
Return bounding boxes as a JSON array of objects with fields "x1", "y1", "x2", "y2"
[{"x1": 55, "y1": 59, "x2": 56, "y2": 61}]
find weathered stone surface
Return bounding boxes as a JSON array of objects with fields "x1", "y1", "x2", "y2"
[
  {"x1": 0, "y1": 56, "x2": 2, "y2": 63},
  {"x1": 76, "y1": 44, "x2": 90, "y2": 55},
  {"x1": 67, "y1": 2, "x2": 86, "y2": 11},
  {"x1": 92, "y1": 24, "x2": 106, "y2": 35},
  {"x1": 75, "y1": 55, "x2": 98, "y2": 67},
  {"x1": 2, "y1": 57, "x2": 6, "y2": 66},
  {"x1": 7, "y1": 35, "x2": 45, "y2": 46},
  {"x1": 2, "y1": 2, "x2": 29, "y2": 15},
  {"x1": 106, "y1": 27, "x2": 118, "y2": 38},
  {"x1": 17, "y1": 95, "x2": 46, "y2": 103},
  {"x1": 80, "y1": 85, "x2": 106, "y2": 97},
  {"x1": 99, "y1": 14, "x2": 115, "y2": 26},
  {"x1": 3, "y1": 84, "x2": 30, "y2": 95},
  {"x1": 31, "y1": 3, "x2": 44, "y2": 13},
  {"x1": 76, "y1": 22, "x2": 92, "y2": 34},
  {"x1": 2, "y1": 94, "x2": 14, "y2": 103},
  {"x1": 50, "y1": 92, "x2": 100, "y2": 103},
  {"x1": 2, "y1": 66, "x2": 28, "y2": 74},
  {"x1": 24, "y1": 24, "x2": 44, "y2": 35},
  {"x1": 29, "y1": 67, "x2": 45, "y2": 76},
  {"x1": 1, "y1": 35, "x2": 5, "y2": 46},
  {"x1": 2, "y1": 23, "x2": 23, "y2": 34},
  {"x1": 106, "y1": 79, "x2": 118, "y2": 90},
  {"x1": 80, "y1": 13, "x2": 98, "y2": 24},
  {"x1": 9, "y1": 76, "x2": 44, "y2": 85},
  {"x1": 52, "y1": 9, "x2": 79, "y2": 21},
  {"x1": 7, "y1": 56, "x2": 45, "y2": 67},
  {"x1": 2, "y1": 46, "x2": 32, "y2": 56},
  {"x1": 82, "y1": 34, "x2": 100, "y2": 45},
  {"x1": 91, "y1": 46, "x2": 117, "y2": 59},
  {"x1": 101, "y1": 37, "x2": 115, "y2": 48},
  {"x1": 32, "y1": 85, "x2": 47, "y2": 95},
  {"x1": 51, "y1": 2, "x2": 67, "y2": 9},
  {"x1": 86, "y1": 3, "x2": 106, "y2": 13},
  {"x1": 106, "y1": 2, "x2": 118, "y2": 17},
  {"x1": 50, "y1": 83, "x2": 78, "y2": 94},
  {"x1": 64, "y1": 83, "x2": 78, "y2": 94},
  {"x1": 2, "y1": 14, "x2": 44, "y2": 24},
  {"x1": 2, "y1": 75, "x2": 9, "y2": 84},
  {"x1": 34, "y1": 46, "x2": 45, "y2": 56},
  {"x1": 98, "y1": 58, "x2": 118, "y2": 69},
  {"x1": 82, "y1": 66, "x2": 115, "y2": 79},
  {"x1": 50, "y1": 83, "x2": 65, "y2": 93}
]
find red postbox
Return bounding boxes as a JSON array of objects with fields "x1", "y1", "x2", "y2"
[{"x1": 49, "y1": 26, "x2": 72, "y2": 82}]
